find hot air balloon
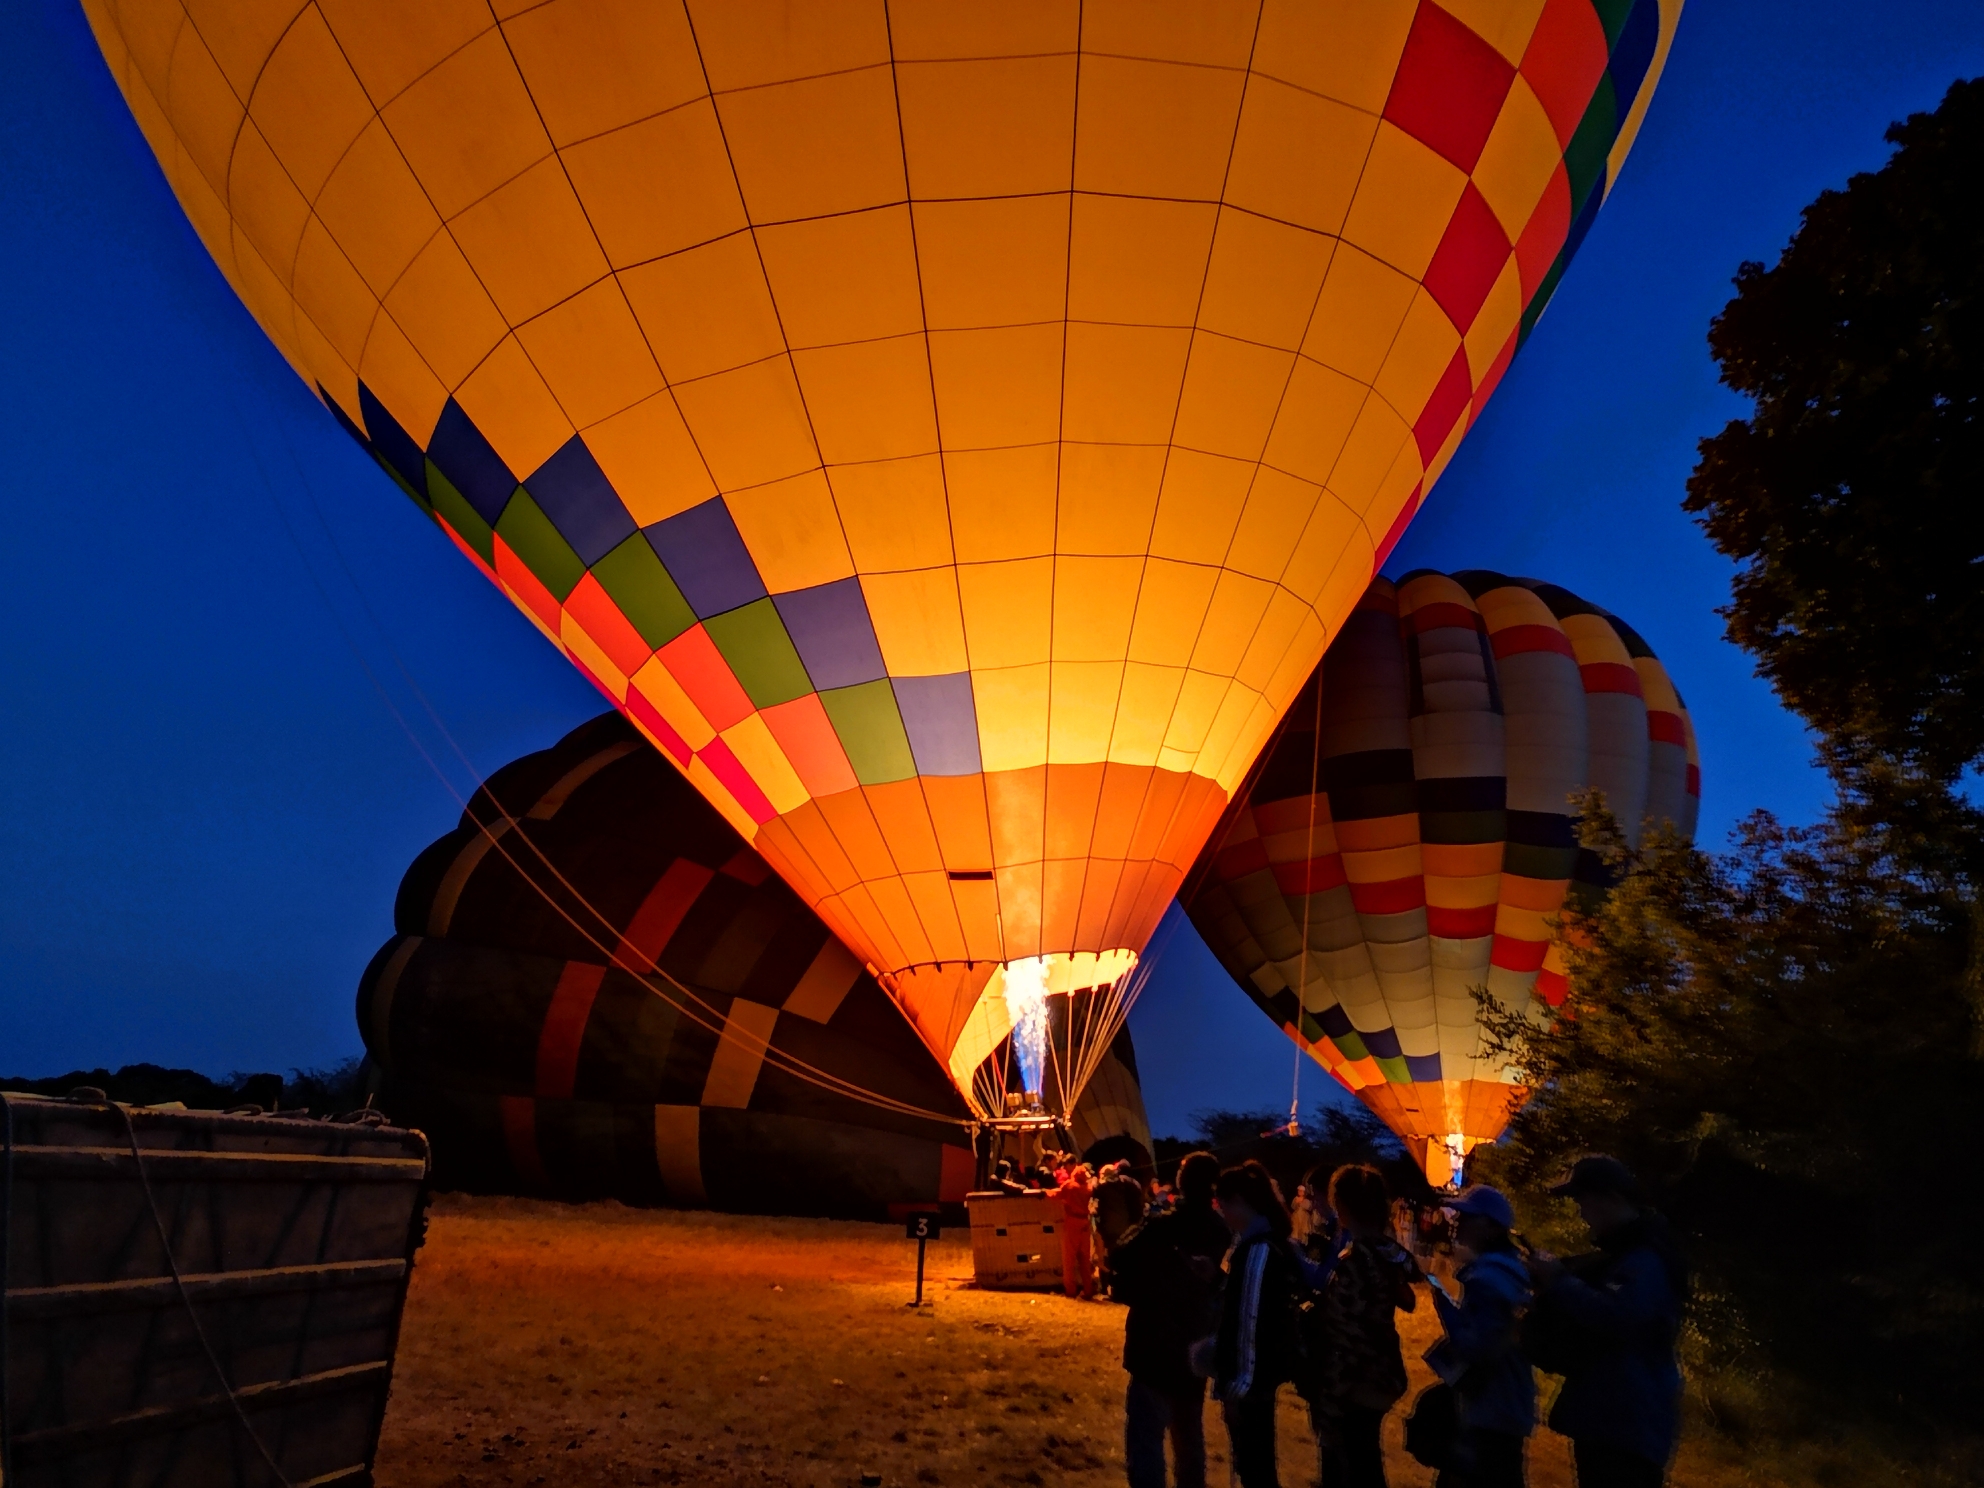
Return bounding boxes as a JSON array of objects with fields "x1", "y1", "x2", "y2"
[
  {"x1": 361, "y1": 712, "x2": 1152, "y2": 1215},
  {"x1": 1181, "y1": 571, "x2": 1698, "y2": 1183},
  {"x1": 85, "y1": 0, "x2": 1680, "y2": 1125}
]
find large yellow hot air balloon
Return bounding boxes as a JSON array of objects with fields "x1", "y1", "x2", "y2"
[
  {"x1": 85, "y1": 0, "x2": 1680, "y2": 1121},
  {"x1": 1182, "y1": 570, "x2": 1700, "y2": 1182}
]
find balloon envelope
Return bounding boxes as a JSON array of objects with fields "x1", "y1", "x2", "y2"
[
  {"x1": 362, "y1": 712, "x2": 1152, "y2": 1215},
  {"x1": 1182, "y1": 571, "x2": 1698, "y2": 1178},
  {"x1": 86, "y1": 0, "x2": 1680, "y2": 1112}
]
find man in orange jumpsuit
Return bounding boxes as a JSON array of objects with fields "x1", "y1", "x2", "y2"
[{"x1": 1055, "y1": 1162, "x2": 1098, "y2": 1299}]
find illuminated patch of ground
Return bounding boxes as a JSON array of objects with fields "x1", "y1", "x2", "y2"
[{"x1": 374, "y1": 1195, "x2": 1767, "y2": 1488}]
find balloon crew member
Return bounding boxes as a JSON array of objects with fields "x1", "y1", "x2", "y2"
[
  {"x1": 1055, "y1": 1161, "x2": 1099, "y2": 1300},
  {"x1": 1525, "y1": 1158, "x2": 1687, "y2": 1488},
  {"x1": 1312, "y1": 1164, "x2": 1420, "y2": 1488},
  {"x1": 1211, "y1": 1161, "x2": 1304, "y2": 1488},
  {"x1": 1112, "y1": 1152, "x2": 1231, "y2": 1488},
  {"x1": 1424, "y1": 1186, "x2": 1535, "y2": 1488}
]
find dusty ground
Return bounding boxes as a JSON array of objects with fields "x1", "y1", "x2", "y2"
[{"x1": 375, "y1": 1195, "x2": 1775, "y2": 1488}]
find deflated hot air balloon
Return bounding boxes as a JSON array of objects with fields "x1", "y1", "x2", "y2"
[
  {"x1": 86, "y1": 0, "x2": 1680, "y2": 1123},
  {"x1": 361, "y1": 712, "x2": 1153, "y2": 1216},
  {"x1": 1182, "y1": 571, "x2": 1698, "y2": 1182}
]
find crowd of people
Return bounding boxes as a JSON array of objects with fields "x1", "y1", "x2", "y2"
[{"x1": 1016, "y1": 1148, "x2": 1686, "y2": 1488}]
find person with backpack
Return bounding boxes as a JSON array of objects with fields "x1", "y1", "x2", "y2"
[
  {"x1": 1525, "y1": 1157, "x2": 1686, "y2": 1488},
  {"x1": 1211, "y1": 1160, "x2": 1305, "y2": 1488},
  {"x1": 1113, "y1": 1152, "x2": 1231, "y2": 1488},
  {"x1": 1423, "y1": 1186, "x2": 1535, "y2": 1488},
  {"x1": 1311, "y1": 1164, "x2": 1420, "y2": 1488}
]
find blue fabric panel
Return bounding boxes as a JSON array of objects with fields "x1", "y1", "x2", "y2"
[
  {"x1": 1405, "y1": 1052, "x2": 1444, "y2": 1083},
  {"x1": 1319, "y1": 1004, "x2": 1356, "y2": 1040},
  {"x1": 1362, "y1": 1025, "x2": 1404, "y2": 1060},
  {"x1": 643, "y1": 498, "x2": 767, "y2": 618},
  {"x1": 1607, "y1": 0, "x2": 1660, "y2": 117},
  {"x1": 355, "y1": 383, "x2": 427, "y2": 497},
  {"x1": 1561, "y1": 167, "x2": 1607, "y2": 268},
  {"x1": 774, "y1": 578, "x2": 887, "y2": 691},
  {"x1": 525, "y1": 436, "x2": 637, "y2": 565},
  {"x1": 891, "y1": 672, "x2": 982, "y2": 777},
  {"x1": 427, "y1": 399, "x2": 516, "y2": 525}
]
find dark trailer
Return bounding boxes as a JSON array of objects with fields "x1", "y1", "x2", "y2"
[{"x1": 1, "y1": 1094, "x2": 429, "y2": 1488}]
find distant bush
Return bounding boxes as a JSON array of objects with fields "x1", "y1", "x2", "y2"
[{"x1": 0, "y1": 1056, "x2": 376, "y2": 1116}]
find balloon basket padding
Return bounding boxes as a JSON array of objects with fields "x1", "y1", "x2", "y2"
[
  {"x1": 963, "y1": 1192, "x2": 1066, "y2": 1292},
  {"x1": 975, "y1": 1115, "x2": 1061, "y2": 1133}
]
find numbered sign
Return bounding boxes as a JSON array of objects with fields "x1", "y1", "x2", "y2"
[{"x1": 905, "y1": 1213, "x2": 942, "y2": 1241}]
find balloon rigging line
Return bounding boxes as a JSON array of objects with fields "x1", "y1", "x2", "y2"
[{"x1": 232, "y1": 376, "x2": 966, "y2": 1130}]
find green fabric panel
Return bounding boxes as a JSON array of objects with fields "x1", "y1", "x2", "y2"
[
  {"x1": 1419, "y1": 809, "x2": 1508, "y2": 846},
  {"x1": 820, "y1": 679, "x2": 918, "y2": 786},
  {"x1": 496, "y1": 488, "x2": 586, "y2": 601},
  {"x1": 705, "y1": 598, "x2": 813, "y2": 709},
  {"x1": 1588, "y1": 0, "x2": 1635, "y2": 46},
  {"x1": 1565, "y1": 74, "x2": 1620, "y2": 215},
  {"x1": 1376, "y1": 1054, "x2": 1412, "y2": 1084},
  {"x1": 376, "y1": 451, "x2": 431, "y2": 513},
  {"x1": 1521, "y1": 254, "x2": 1569, "y2": 340},
  {"x1": 591, "y1": 535, "x2": 696, "y2": 649},
  {"x1": 425, "y1": 460, "x2": 494, "y2": 564},
  {"x1": 1335, "y1": 1030, "x2": 1371, "y2": 1062},
  {"x1": 1504, "y1": 842, "x2": 1579, "y2": 881}
]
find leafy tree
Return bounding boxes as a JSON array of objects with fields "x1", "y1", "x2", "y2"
[
  {"x1": 1476, "y1": 800, "x2": 1984, "y2": 1460},
  {"x1": 1685, "y1": 78, "x2": 1984, "y2": 784}
]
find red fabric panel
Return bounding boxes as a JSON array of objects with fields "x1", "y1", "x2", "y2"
[
  {"x1": 535, "y1": 960, "x2": 607, "y2": 1099},
  {"x1": 1384, "y1": 2, "x2": 1518, "y2": 172},
  {"x1": 624, "y1": 683, "x2": 693, "y2": 765},
  {"x1": 1580, "y1": 661, "x2": 1644, "y2": 696},
  {"x1": 1423, "y1": 182, "x2": 1513, "y2": 332},
  {"x1": 1272, "y1": 855, "x2": 1349, "y2": 896},
  {"x1": 1646, "y1": 710, "x2": 1685, "y2": 745},
  {"x1": 1490, "y1": 623, "x2": 1576, "y2": 659},
  {"x1": 1373, "y1": 484, "x2": 1424, "y2": 574},
  {"x1": 1215, "y1": 836, "x2": 1271, "y2": 879},
  {"x1": 499, "y1": 1095, "x2": 549, "y2": 1189},
  {"x1": 618, "y1": 857, "x2": 717, "y2": 971},
  {"x1": 1414, "y1": 346, "x2": 1475, "y2": 464},
  {"x1": 1516, "y1": 164, "x2": 1573, "y2": 304},
  {"x1": 700, "y1": 735, "x2": 777, "y2": 823},
  {"x1": 1408, "y1": 601, "x2": 1483, "y2": 635},
  {"x1": 493, "y1": 537, "x2": 563, "y2": 629},
  {"x1": 1427, "y1": 903, "x2": 1497, "y2": 939},
  {"x1": 1490, "y1": 933, "x2": 1550, "y2": 973},
  {"x1": 1349, "y1": 876, "x2": 1427, "y2": 915},
  {"x1": 1520, "y1": 0, "x2": 1611, "y2": 146}
]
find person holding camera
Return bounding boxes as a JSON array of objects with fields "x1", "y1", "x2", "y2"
[{"x1": 1423, "y1": 1186, "x2": 1535, "y2": 1488}]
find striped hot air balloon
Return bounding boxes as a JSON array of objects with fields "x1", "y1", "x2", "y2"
[
  {"x1": 360, "y1": 713, "x2": 1151, "y2": 1215},
  {"x1": 85, "y1": 0, "x2": 1681, "y2": 1125},
  {"x1": 1182, "y1": 570, "x2": 1697, "y2": 1182}
]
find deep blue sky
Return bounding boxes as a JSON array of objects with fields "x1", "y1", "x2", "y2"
[{"x1": 5, "y1": 2, "x2": 1980, "y2": 1137}]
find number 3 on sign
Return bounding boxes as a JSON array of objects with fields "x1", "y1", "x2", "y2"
[{"x1": 905, "y1": 1212, "x2": 941, "y2": 1306}]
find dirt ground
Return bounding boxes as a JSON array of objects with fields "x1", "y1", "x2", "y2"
[{"x1": 374, "y1": 1195, "x2": 1772, "y2": 1488}]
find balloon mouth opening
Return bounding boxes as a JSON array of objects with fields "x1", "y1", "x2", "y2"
[{"x1": 950, "y1": 949, "x2": 1140, "y2": 1121}]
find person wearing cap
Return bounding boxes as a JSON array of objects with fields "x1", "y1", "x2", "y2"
[
  {"x1": 1527, "y1": 1156, "x2": 1687, "y2": 1488},
  {"x1": 1424, "y1": 1186, "x2": 1534, "y2": 1488}
]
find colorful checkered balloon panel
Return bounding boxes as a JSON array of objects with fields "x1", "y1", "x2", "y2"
[
  {"x1": 84, "y1": 0, "x2": 1681, "y2": 1106},
  {"x1": 1181, "y1": 570, "x2": 1699, "y2": 1168}
]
